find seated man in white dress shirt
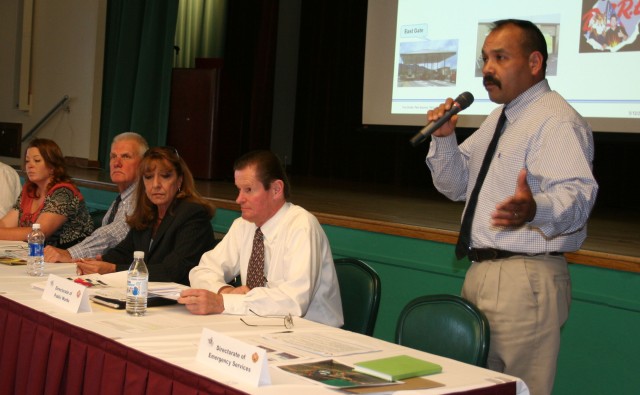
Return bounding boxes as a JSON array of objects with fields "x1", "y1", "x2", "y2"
[
  {"x1": 44, "y1": 132, "x2": 148, "y2": 262},
  {"x1": 179, "y1": 150, "x2": 343, "y2": 327}
]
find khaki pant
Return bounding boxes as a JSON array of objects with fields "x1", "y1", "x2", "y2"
[{"x1": 462, "y1": 254, "x2": 571, "y2": 395}]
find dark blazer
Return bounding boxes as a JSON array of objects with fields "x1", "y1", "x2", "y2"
[{"x1": 103, "y1": 199, "x2": 215, "y2": 285}]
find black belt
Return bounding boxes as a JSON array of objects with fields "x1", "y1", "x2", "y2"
[{"x1": 468, "y1": 248, "x2": 563, "y2": 262}]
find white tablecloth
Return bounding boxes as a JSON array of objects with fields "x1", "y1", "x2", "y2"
[{"x1": 0, "y1": 241, "x2": 529, "y2": 394}]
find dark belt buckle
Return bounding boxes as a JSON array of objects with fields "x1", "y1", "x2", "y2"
[{"x1": 469, "y1": 248, "x2": 500, "y2": 262}]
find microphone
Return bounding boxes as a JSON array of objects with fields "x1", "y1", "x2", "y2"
[{"x1": 409, "y1": 91, "x2": 474, "y2": 146}]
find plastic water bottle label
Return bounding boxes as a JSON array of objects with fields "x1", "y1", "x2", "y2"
[
  {"x1": 29, "y1": 243, "x2": 44, "y2": 257},
  {"x1": 127, "y1": 279, "x2": 147, "y2": 297}
]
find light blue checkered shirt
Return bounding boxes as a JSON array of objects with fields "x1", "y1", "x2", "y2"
[
  {"x1": 67, "y1": 183, "x2": 136, "y2": 259},
  {"x1": 426, "y1": 79, "x2": 599, "y2": 253}
]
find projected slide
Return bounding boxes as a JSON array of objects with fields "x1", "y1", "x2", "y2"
[{"x1": 391, "y1": 0, "x2": 640, "y2": 120}]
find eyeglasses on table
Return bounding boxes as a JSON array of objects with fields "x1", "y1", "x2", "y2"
[{"x1": 240, "y1": 309, "x2": 294, "y2": 329}]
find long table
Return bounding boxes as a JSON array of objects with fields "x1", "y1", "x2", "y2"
[{"x1": 0, "y1": 246, "x2": 529, "y2": 395}]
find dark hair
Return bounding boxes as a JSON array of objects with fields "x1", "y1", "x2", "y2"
[
  {"x1": 492, "y1": 19, "x2": 548, "y2": 74},
  {"x1": 23, "y1": 138, "x2": 73, "y2": 198},
  {"x1": 233, "y1": 150, "x2": 290, "y2": 199},
  {"x1": 127, "y1": 146, "x2": 215, "y2": 230}
]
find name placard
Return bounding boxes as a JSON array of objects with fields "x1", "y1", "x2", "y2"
[
  {"x1": 196, "y1": 327, "x2": 270, "y2": 386},
  {"x1": 42, "y1": 274, "x2": 92, "y2": 313}
]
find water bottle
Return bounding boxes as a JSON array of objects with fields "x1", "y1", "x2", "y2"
[
  {"x1": 126, "y1": 251, "x2": 148, "y2": 316},
  {"x1": 27, "y1": 223, "x2": 45, "y2": 276}
]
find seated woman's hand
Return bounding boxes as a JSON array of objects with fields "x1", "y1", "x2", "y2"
[{"x1": 75, "y1": 258, "x2": 116, "y2": 276}]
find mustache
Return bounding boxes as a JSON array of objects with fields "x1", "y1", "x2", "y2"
[{"x1": 483, "y1": 75, "x2": 501, "y2": 88}]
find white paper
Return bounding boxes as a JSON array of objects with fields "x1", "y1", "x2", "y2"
[
  {"x1": 261, "y1": 332, "x2": 379, "y2": 357},
  {"x1": 148, "y1": 282, "x2": 190, "y2": 300}
]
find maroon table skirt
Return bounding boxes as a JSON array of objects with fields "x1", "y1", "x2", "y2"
[{"x1": 0, "y1": 296, "x2": 247, "y2": 395}]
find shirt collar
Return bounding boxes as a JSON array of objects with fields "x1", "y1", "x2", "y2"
[
  {"x1": 121, "y1": 183, "x2": 136, "y2": 201},
  {"x1": 255, "y1": 202, "x2": 291, "y2": 242},
  {"x1": 503, "y1": 79, "x2": 550, "y2": 123}
]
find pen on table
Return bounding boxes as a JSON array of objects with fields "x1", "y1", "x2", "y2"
[
  {"x1": 90, "y1": 297, "x2": 120, "y2": 309},
  {"x1": 84, "y1": 278, "x2": 104, "y2": 286},
  {"x1": 73, "y1": 278, "x2": 93, "y2": 287}
]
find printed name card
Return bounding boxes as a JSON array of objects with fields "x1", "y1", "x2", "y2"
[
  {"x1": 42, "y1": 274, "x2": 92, "y2": 313},
  {"x1": 196, "y1": 327, "x2": 270, "y2": 386}
]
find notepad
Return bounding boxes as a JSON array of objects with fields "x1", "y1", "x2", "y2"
[
  {"x1": 353, "y1": 355, "x2": 442, "y2": 381},
  {"x1": 0, "y1": 255, "x2": 27, "y2": 266}
]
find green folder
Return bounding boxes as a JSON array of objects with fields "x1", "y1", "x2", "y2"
[{"x1": 353, "y1": 355, "x2": 442, "y2": 381}]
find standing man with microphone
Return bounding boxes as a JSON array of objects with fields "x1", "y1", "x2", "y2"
[{"x1": 422, "y1": 20, "x2": 598, "y2": 395}]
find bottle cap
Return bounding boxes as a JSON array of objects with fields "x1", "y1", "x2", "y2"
[
  {"x1": 133, "y1": 251, "x2": 144, "y2": 259},
  {"x1": 32, "y1": 223, "x2": 41, "y2": 230}
]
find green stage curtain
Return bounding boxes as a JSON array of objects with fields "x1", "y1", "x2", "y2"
[
  {"x1": 99, "y1": 0, "x2": 179, "y2": 168},
  {"x1": 174, "y1": 0, "x2": 227, "y2": 68}
]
